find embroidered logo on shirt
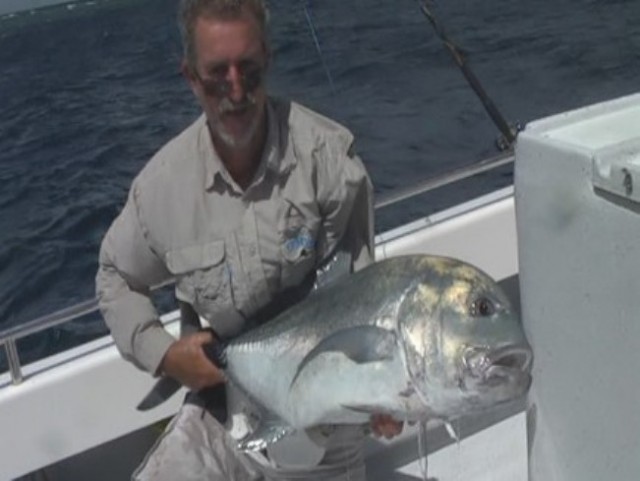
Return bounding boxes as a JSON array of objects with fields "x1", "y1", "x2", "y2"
[{"x1": 283, "y1": 226, "x2": 315, "y2": 261}]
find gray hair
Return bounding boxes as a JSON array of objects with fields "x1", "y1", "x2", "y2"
[{"x1": 178, "y1": 0, "x2": 269, "y2": 72}]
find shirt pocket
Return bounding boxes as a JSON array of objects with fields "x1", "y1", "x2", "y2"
[
  {"x1": 165, "y1": 241, "x2": 232, "y2": 319},
  {"x1": 278, "y1": 199, "x2": 320, "y2": 289}
]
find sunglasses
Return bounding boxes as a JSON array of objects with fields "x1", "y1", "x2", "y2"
[{"x1": 194, "y1": 60, "x2": 265, "y2": 98}]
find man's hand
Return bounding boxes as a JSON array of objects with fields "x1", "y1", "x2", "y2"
[
  {"x1": 160, "y1": 330, "x2": 225, "y2": 391},
  {"x1": 370, "y1": 413, "x2": 404, "y2": 440}
]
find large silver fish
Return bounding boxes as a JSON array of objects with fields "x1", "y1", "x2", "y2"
[{"x1": 220, "y1": 254, "x2": 532, "y2": 449}]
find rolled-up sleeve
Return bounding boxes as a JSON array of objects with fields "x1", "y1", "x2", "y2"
[
  {"x1": 96, "y1": 185, "x2": 175, "y2": 374},
  {"x1": 317, "y1": 144, "x2": 375, "y2": 272}
]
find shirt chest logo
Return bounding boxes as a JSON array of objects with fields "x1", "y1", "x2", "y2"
[{"x1": 283, "y1": 225, "x2": 316, "y2": 261}]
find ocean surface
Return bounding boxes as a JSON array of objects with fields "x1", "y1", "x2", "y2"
[{"x1": 1, "y1": 0, "x2": 640, "y2": 369}]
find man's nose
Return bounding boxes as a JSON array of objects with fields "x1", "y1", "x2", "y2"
[{"x1": 226, "y1": 65, "x2": 245, "y2": 101}]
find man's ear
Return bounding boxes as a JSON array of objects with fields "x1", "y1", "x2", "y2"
[
  {"x1": 262, "y1": 41, "x2": 272, "y2": 70},
  {"x1": 181, "y1": 59, "x2": 200, "y2": 96}
]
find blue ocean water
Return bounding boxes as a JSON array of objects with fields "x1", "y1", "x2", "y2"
[{"x1": 1, "y1": 0, "x2": 639, "y2": 367}]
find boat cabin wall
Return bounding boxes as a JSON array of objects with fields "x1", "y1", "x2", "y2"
[{"x1": 517, "y1": 92, "x2": 640, "y2": 481}]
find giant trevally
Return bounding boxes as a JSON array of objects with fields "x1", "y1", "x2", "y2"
[{"x1": 205, "y1": 254, "x2": 533, "y2": 450}]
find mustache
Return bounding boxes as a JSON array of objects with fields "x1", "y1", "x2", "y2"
[{"x1": 218, "y1": 94, "x2": 257, "y2": 114}]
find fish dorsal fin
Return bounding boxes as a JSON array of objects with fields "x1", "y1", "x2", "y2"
[
  {"x1": 290, "y1": 326, "x2": 397, "y2": 389},
  {"x1": 313, "y1": 249, "x2": 352, "y2": 290},
  {"x1": 137, "y1": 377, "x2": 181, "y2": 411}
]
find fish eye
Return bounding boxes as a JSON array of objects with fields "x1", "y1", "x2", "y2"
[{"x1": 470, "y1": 297, "x2": 495, "y2": 317}]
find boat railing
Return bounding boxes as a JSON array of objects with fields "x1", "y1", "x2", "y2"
[
  {"x1": 0, "y1": 151, "x2": 514, "y2": 386},
  {"x1": 374, "y1": 151, "x2": 513, "y2": 208},
  {"x1": 1, "y1": 298, "x2": 98, "y2": 385}
]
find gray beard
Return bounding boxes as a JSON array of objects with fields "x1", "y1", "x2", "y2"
[
  {"x1": 216, "y1": 111, "x2": 260, "y2": 149},
  {"x1": 213, "y1": 94, "x2": 260, "y2": 148}
]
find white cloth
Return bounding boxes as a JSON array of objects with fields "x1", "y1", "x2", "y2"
[
  {"x1": 133, "y1": 403, "x2": 262, "y2": 481},
  {"x1": 133, "y1": 403, "x2": 367, "y2": 481}
]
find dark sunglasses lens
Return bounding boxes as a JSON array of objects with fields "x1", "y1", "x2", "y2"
[
  {"x1": 205, "y1": 80, "x2": 231, "y2": 97},
  {"x1": 198, "y1": 66, "x2": 263, "y2": 97},
  {"x1": 241, "y1": 68, "x2": 263, "y2": 92}
]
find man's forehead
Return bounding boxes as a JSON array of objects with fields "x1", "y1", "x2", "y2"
[{"x1": 193, "y1": 13, "x2": 265, "y2": 62}]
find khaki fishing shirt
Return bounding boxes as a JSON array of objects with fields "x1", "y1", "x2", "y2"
[{"x1": 96, "y1": 98, "x2": 374, "y2": 375}]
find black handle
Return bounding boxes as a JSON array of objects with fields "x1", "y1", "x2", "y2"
[{"x1": 202, "y1": 341, "x2": 228, "y2": 369}]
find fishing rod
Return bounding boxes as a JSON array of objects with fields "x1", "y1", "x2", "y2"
[
  {"x1": 301, "y1": 0, "x2": 336, "y2": 93},
  {"x1": 417, "y1": 0, "x2": 519, "y2": 150}
]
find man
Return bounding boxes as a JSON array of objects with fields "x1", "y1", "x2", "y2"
[{"x1": 96, "y1": 0, "x2": 401, "y2": 479}]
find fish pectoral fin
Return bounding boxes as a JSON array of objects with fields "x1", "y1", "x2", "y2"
[
  {"x1": 290, "y1": 326, "x2": 397, "y2": 389},
  {"x1": 341, "y1": 404, "x2": 379, "y2": 414},
  {"x1": 341, "y1": 403, "x2": 403, "y2": 418}
]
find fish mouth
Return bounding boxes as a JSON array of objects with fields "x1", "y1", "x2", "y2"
[
  {"x1": 463, "y1": 344, "x2": 533, "y2": 386},
  {"x1": 488, "y1": 345, "x2": 533, "y2": 372}
]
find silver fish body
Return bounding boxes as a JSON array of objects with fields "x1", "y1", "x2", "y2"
[{"x1": 223, "y1": 254, "x2": 532, "y2": 446}]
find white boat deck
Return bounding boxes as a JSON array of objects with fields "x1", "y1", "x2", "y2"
[
  {"x1": 18, "y1": 407, "x2": 528, "y2": 481},
  {"x1": 386, "y1": 413, "x2": 527, "y2": 481}
]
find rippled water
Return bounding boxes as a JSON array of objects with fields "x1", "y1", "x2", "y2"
[{"x1": 1, "y1": 0, "x2": 640, "y2": 367}]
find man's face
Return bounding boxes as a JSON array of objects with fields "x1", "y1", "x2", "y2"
[{"x1": 186, "y1": 11, "x2": 268, "y2": 150}]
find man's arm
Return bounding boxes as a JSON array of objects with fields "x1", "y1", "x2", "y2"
[
  {"x1": 97, "y1": 186, "x2": 226, "y2": 389},
  {"x1": 96, "y1": 188, "x2": 175, "y2": 374}
]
